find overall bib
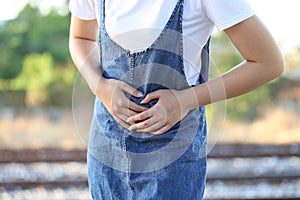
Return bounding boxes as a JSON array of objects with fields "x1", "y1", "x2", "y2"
[{"x1": 88, "y1": 0, "x2": 210, "y2": 199}]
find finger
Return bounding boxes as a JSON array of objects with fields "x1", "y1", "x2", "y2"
[
  {"x1": 128, "y1": 101, "x2": 148, "y2": 113},
  {"x1": 133, "y1": 120, "x2": 165, "y2": 134},
  {"x1": 114, "y1": 116, "x2": 130, "y2": 129},
  {"x1": 114, "y1": 109, "x2": 141, "y2": 126},
  {"x1": 128, "y1": 103, "x2": 168, "y2": 124},
  {"x1": 118, "y1": 110, "x2": 139, "y2": 126},
  {"x1": 117, "y1": 113, "x2": 130, "y2": 124},
  {"x1": 117, "y1": 107, "x2": 137, "y2": 118},
  {"x1": 128, "y1": 116, "x2": 160, "y2": 132},
  {"x1": 152, "y1": 124, "x2": 171, "y2": 135},
  {"x1": 126, "y1": 109, "x2": 152, "y2": 124},
  {"x1": 120, "y1": 82, "x2": 143, "y2": 98},
  {"x1": 129, "y1": 109, "x2": 139, "y2": 117},
  {"x1": 113, "y1": 93, "x2": 146, "y2": 114},
  {"x1": 140, "y1": 91, "x2": 161, "y2": 104},
  {"x1": 115, "y1": 98, "x2": 147, "y2": 116}
]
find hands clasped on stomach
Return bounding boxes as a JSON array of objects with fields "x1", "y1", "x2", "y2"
[{"x1": 97, "y1": 79, "x2": 191, "y2": 135}]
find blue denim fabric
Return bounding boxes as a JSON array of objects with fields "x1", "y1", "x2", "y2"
[{"x1": 88, "y1": 0, "x2": 210, "y2": 199}]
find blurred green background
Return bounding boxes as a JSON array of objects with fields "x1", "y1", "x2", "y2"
[{"x1": 0, "y1": 1, "x2": 299, "y2": 150}]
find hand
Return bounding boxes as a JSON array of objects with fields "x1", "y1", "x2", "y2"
[
  {"x1": 96, "y1": 78, "x2": 148, "y2": 129},
  {"x1": 127, "y1": 89, "x2": 191, "y2": 135}
]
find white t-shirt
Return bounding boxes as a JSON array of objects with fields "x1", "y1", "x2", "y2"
[{"x1": 69, "y1": 0, "x2": 255, "y2": 85}]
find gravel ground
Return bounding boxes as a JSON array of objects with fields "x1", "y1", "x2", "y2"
[
  {"x1": 0, "y1": 187, "x2": 89, "y2": 200},
  {"x1": 207, "y1": 156, "x2": 300, "y2": 178},
  {"x1": 1, "y1": 182, "x2": 300, "y2": 200},
  {"x1": 0, "y1": 162, "x2": 87, "y2": 182},
  {"x1": 1, "y1": 156, "x2": 300, "y2": 199},
  {"x1": 205, "y1": 180, "x2": 300, "y2": 199}
]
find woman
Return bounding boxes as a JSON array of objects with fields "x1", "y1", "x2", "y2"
[{"x1": 69, "y1": 0, "x2": 284, "y2": 199}]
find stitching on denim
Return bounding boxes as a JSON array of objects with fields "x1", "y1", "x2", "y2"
[
  {"x1": 129, "y1": 54, "x2": 135, "y2": 84},
  {"x1": 121, "y1": 133, "x2": 133, "y2": 200}
]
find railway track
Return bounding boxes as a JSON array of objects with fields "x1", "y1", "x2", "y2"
[
  {"x1": 1, "y1": 144, "x2": 299, "y2": 163},
  {"x1": 1, "y1": 174, "x2": 300, "y2": 189},
  {"x1": 0, "y1": 144, "x2": 299, "y2": 199}
]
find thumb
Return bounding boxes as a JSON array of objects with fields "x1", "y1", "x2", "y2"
[
  {"x1": 121, "y1": 82, "x2": 143, "y2": 98},
  {"x1": 141, "y1": 90, "x2": 161, "y2": 104}
]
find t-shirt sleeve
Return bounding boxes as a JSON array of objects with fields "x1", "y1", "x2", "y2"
[
  {"x1": 69, "y1": 0, "x2": 97, "y2": 20},
  {"x1": 203, "y1": 0, "x2": 255, "y2": 31}
]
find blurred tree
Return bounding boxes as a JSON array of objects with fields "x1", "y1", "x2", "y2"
[
  {"x1": 0, "y1": 49, "x2": 23, "y2": 80},
  {"x1": 211, "y1": 32, "x2": 273, "y2": 121},
  {"x1": 0, "y1": 3, "x2": 291, "y2": 113},
  {"x1": 14, "y1": 53, "x2": 54, "y2": 106},
  {"x1": 0, "y1": 4, "x2": 70, "y2": 81},
  {"x1": 47, "y1": 62, "x2": 76, "y2": 107},
  {"x1": 0, "y1": 3, "x2": 75, "y2": 107}
]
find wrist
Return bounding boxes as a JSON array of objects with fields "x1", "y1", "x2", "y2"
[
  {"x1": 93, "y1": 76, "x2": 107, "y2": 98},
  {"x1": 177, "y1": 88, "x2": 199, "y2": 112}
]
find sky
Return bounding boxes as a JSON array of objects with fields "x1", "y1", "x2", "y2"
[
  {"x1": 0, "y1": 0, "x2": 28, "y2": 21},
  {"x1": 0, "y1": 0, "x2": 68, "y2": 20},
  {"x1": 248, "y1": 0, "x2": 300, "y2": 52},
  {"x1": 0, "y1": 0, "x2": 300, "y2": 51}
]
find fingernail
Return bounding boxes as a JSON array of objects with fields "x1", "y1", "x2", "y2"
[
  {"x1": 128, "y1": 126, "x2": 134, "y2": 131},
  {"x1": 137, "y1": 91, "x2": 143, "y2": 97},
  {"x1": 140, "y1": 97, "x2": 147, "y2": 104},
  {"x1": 126, "y1": 118, "x2": 131, "y2": 123}
]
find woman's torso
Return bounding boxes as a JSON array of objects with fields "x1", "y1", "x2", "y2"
[{"x1": 94, "y1": 0, "x2": 213, "y2": 85}]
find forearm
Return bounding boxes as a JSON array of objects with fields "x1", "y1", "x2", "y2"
[
  {"x1": 182, "y1": 16, "x2": 284, "y2": 111},
  {"x1": 69, "y1": 16, "x2": 106, "y2": 95},
  {"x1": 183, "y1": 59, "x2": 283, "y2": 110},
  {"x1": 69, "y1": 37, "x2": 103, "y2": 94}
]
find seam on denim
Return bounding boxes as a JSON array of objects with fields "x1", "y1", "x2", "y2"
[
  {"x1": 129, "y1": 54, "x2": 135, "y2": 84},
  {"x1": 121, "y1": 133, "x2": 133, "y2": 200}
]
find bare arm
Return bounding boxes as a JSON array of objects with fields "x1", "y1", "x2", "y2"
[
  {"x1": 69, "y1": 16, "x2": 146, "y2": 128},
  {"x1": 186, "y1": 15, "x2": 285, "y2": 108},
  {"x1": 128, "y1": 15, "x2": 285, "y2": 134},
  {"x1": 69, "y1": 16, "x2": 101, "y2": 94}
]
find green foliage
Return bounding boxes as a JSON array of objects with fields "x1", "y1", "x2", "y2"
[
  {"x1": 0, "y1": 3, "x2": 74, "y2": 106},
  {"x1": 47, "y1": 63, "x2": 76, "y2": 106},
  {"x1": 226, "y1": 85, "x2": 271, "y2": 121},
  {"x1": 0, "y1": 3, "x2": 286, "y2": 115},
  {"x1": 15, "y1": 53, "x2": 54, "y2": 91},
  {"x1": 0, "y1": 4, "x2": 70, "y2": 81},
  {"x1": 0, "y1": 49, "x2": 23, "y2": 79},
  {"x1": 6, "y1": 52, "x2": 76, "y2": 106},
  {"x1": 9, "y1": 53, "x2": 55, "y2": 106},
  {"x1": 210, "y1": 32, "x2": 274, "y2": 121}
]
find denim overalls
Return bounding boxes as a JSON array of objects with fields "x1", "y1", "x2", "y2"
[{"x1": 87, "y1": 0, "x2": 210, "y2": 199}]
